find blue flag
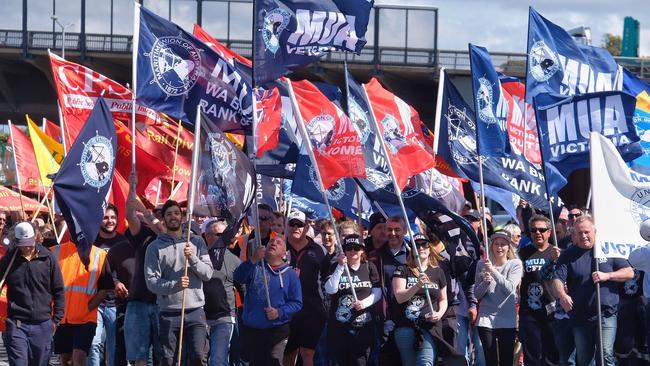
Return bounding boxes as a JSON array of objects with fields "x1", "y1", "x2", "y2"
[
  {"x1": 254, "y1": 0, "x2": 373, "y2": 85},
  {"x1": 526, "y1": 7, "x2": 623, "y2": 104},
  {"x1": 196, "y1": 112, "x2": 256, "y2": 243},
  {"x1": 623, "y1": 69, "x2": 650, "y2": 174},
  {"x1": 534, "y1": 91, "x2": 641, "y2": 178},
  {"x1": 53, "y1": 97, "x2": 117, "y2": 265},
  {"x1": 471, "y1": 181, "x2": 519, "y2": 224},
  {"x1": 136, "y1": 5, "x2": 252, "y2": 132},
  {"x1": 469, "y1": 44, "x2": 510, "y2": 157},
  {"x1": 438, "y1": 71, "x2": 566, "y2": 211}
]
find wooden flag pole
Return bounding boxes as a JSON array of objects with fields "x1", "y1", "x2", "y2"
[
  {"x1": 169, "y1": 118, "x2": 183, "y2": 198},
  {"x1": 30, "y1": 186, "x2": 54, "y2": 223},
  {"x1": 8, "y1": 120, "x2": 26, "y2": 218}
]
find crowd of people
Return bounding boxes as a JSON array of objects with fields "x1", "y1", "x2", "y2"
[{"x1": 0, "y1": 186, "x2": 649, "y2": 366}]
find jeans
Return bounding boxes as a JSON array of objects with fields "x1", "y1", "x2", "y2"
[
  {"x1": 393, "y1": 327, "x2": 436, "y2": 366},
  {"x1": 88, "y1": 304, "x2": 117, "y2": 366},
  {"x1": 159, "y1": 308, "x2": 208, "y2": 366},
  {"x1": 124, "y1": 301, "x2": 160, "y2": 364},
  {"x1": 552, "y1": 318, "x2": 576, "y2": 366},
  {"x1": 477, "y1": 327, "x2": 516, "y2": 366},
  {"x1": 519, "y1": 312, "x2": 558, "y2": 366},
  {"x1": 457, "y1": 315, "x2": 485, "y2": 366},
  {"x1": 3, "y1": 318, "x2": 53, "y2": 366},
  {"x1": 208, "y1": 319, "x2": 235, "y2": 366},
  {"x1": 572, "y1": 315, "x2": 617, "y2": 366}
]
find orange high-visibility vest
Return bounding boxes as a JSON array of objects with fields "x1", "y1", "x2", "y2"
[{"x1": 52, "y1": 242, "x2": 107, "y2": 324}]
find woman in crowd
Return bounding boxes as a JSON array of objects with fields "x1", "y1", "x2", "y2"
[
  {"x1": 474, "y1": 231, "x2": 523, "y2": 366},
  {"x1": 324, "y1": 234, "x2": 381, "y2": 365},
  {"x1": 391, "y1": 233, "x2": 447, "y2": 366}
]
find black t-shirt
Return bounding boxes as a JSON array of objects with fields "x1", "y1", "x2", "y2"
[
  {"x1": 519, "y1": 244, "x2": 555, "y2": 317},
  {"x1": 288, "y1": 238, "x2": 329, "y2": 317},
  {"x1": 106, "y1": 239, "x2": 137, "y2": 306},
  {"x1": 553, "y1": 245, "x2": 630, "y2": 322},
  {"x1": 125, "y1": 226, "x2": 158, "y2": 304},
  {"x1": 329, "y1": 261, "x2": 380, "y2": 328},
  {"x1": 95, "y1": 233, "x2": 129, "y2": 307},
  {"x1": 390, "y1": 265, "x2": 446, "y2": 328}
]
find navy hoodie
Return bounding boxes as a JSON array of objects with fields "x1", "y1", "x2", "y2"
[{"x1": 234, "y1": 259, "x2": 302, "y2": 329}]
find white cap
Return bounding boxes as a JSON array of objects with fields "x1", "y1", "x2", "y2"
[
  {"x1": 287, "y1": 210, "x2": 306, "y2": 224},
  {"x1": 14, "y1": 222, "x2": 36, "y2": 247}
]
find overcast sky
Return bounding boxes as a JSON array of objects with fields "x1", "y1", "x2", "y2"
[{"x1": 1, "y1": 0, "x2": 648, "y2": 56}]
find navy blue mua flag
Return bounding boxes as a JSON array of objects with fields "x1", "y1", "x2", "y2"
[
  {"x1": 254, "y1": 0, "x2": 373, "y2": 85},
  {"x1": 53, "y1": 97, "x2": 117, "y2": 265},
  {"x1": 136, "y1": 5, "x2": 252, "y2": 132},
  {"x1": 195, "y1": 112, "x2": 256, "y2": 244}
]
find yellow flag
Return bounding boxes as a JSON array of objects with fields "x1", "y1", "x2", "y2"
[{"x1": 26, "y1": 115, "x2": 63, "y2": 186}]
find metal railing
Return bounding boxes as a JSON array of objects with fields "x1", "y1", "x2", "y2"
[{"x1": 1, "y1": 29, "x2": 648, "y2": 80}]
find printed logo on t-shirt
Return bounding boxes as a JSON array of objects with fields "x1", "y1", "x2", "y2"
[
  {"x1": 524, "y1": 258, "x2": 546, "y2": 272},
  {"x1": 335, "y1": 294, "x2": 371, "y2": 326},
  {"x1": 527, "y1": 282, "x2": 543, "y2": 310},
  {"x1": 405, "y1": 296, "x2": 426, "y2": 321}
]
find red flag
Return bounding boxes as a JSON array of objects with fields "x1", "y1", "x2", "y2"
[
  {"x1": 43, "y1": 119, "x2": 63, "y2": 143},
  {"x1": 192, "y1": 24, "x2": 252, "y2": 67},
  {"x1": 48, "y1": 52, "x2": 193, "y2": 185},
  {"x1": 364, "y1": 78, "x2": 435, "y2": 189},
  {"x1": 109, "y1": 170, "x2": 130, "y2": 233},
  {"x1": 255, "y1": 86, "x2": 283, "y2": 157},
  {"x1": 500, "y1": 79, "x2": 541, "y2": 163},
  {"x1": 291, "y1": 80, "x2": 366, "y2": 189},
  {"x1": 8, "y1": 124, "x2": 44, "y2": 193}
]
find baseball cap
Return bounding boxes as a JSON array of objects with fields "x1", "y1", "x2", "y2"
[
  {"x1": 14, "y1": 222, "x2": 36, "y2": 247},
  {"x1": 490, "y1": 230, "x2": 512, "y2": 244},
  {"x1": 342, "y1": 234, "x2": 363, "y2": 250},
  {"x1": 463, "y1": 209, "x2": 481, "y2": 222},
  {"x1": 287, "y1": 210, "x2": 306, "y2": 224},
  {"x1": 369, "y1": 212, "x2": 387, "y2": 232}
]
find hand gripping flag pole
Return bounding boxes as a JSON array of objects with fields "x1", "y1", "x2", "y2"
[
  {"x1": 286, "y1": 79, "x2": 358, "y2": 302},
  {"x1": 177, "y1": 105, "x2": 202, "y2": 366},
  {"x1": 360, "y1": 83, "x2": 434, "y2": 313}
]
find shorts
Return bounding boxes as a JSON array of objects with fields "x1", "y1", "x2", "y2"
[
  {"x1": 53, "y1": 323, "x2": 97, "y2": 355},
  {"x1": 285, "y1": 312, "x2": 326, "y2": 352}
]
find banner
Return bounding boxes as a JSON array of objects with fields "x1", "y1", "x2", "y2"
[
  {"x1": 291, "y1": 79, "x2": 366, "y2": 189},
  {"x1": 591, "y1": 132, "x2": 650, "y2": 259},
  {"x1": 255, "y1": 84, "x2": 283, "y2": 157},
  {"x1": 192, "y1": 24, "x2": 252, "y2": 67},
  {"x1": 136, "y1": 5, "x2": 253, "y2": 131},
  {"x1": 53, "y1": 97, "x2": 117, "y2": 265},
  {"x1": 8, "y1": 123, "x2": 43, "y2": 193},
  {"x1": 253, "y1": 0, "x2": 373, "y2": 85},
  {"x1": 623, "y1": 69, "x2": 650, "y2": 174},
  {"x1": 26, "y1": 116, "x2": 62, "y2": 187},
  {"x1": 469, "y1": 44, "x2": 510, "y2": 157},
  {"x1": 499, "y1": 75, "x2": 541, "y2": 164},
  {"x1": 534, "y1": 91, "x2": 641, "y2": 178},
  {"x1": 526, "y1": 7, "x2": 623, "y2": 104}
]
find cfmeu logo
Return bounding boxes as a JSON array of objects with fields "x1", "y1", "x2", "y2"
[
  {"x1": 146, "y1": 34, "x2": 202, "y2": 96},
  {"x1": 79, "y1": 132, "x2": 114, "y2": 191}
]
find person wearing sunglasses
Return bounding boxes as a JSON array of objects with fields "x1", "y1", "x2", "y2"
[
  {"x1": 518, "y1": 215, "x2": 561, "y2": 366},
  {"x1": 243, "y1": 204, "x2": 277, "y2": 260},
  {"x1": 324, "y1": 234, "x2": 381, "y2": 365},
  {"x1": 391, "y1": 233, "x2": 447, "y2": 366},
  {"x1": 474, "y1": 231, "x2": 523, "y2": 366},
  {"x1": 284, "y1": 210, "x2": 330, "y2": 366},
  {"x1": 567, "y1": 206, "x2": 583, "y2": 229}
]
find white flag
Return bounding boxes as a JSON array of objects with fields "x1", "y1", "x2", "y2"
[{"x1": 590, "y1": 132, "x2": 650, "y2": 259}]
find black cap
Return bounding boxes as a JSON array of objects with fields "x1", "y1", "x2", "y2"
[
  {"x1": 413, "y1": 233, "x2": 428, "y2": 243},
  {"x1": 369, "y1": 212, "x2": 386, "y2": 232},
  {"x1": 343, "y1": 234, "x2": 363, "y2": 249},
  {"x1": 463, "y1": 209, "x2": 481, "y2": 221}
]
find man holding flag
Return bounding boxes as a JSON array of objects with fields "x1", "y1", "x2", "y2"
[{"x1": 552, "y1": 216, "x2": 633, "y2": 366}]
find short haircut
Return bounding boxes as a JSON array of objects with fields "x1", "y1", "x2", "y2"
[
  {"x1": 105, "y1": 203, "x2": 118, "y2": 218},
  {"x1": 386, "y1": 216, "x2": 406, "y2": 229},
  {"x1": 573, "y1": 215, "x2": 594, "y2": 226},
  {"x1": 337, "y1": 220, "x2": 359, "y2": 235},
  {"x1": 272, "y1": 211, "x2": 284, "y2": 219},
  {"x1": 161, "y1": 200, "x2": 181, "y2": 217},
  {"x1": 258, "y1": 203, "x2": 272, "y2": 213},
  {"x1": 319, "y1": 220, "x2": 334, "y2": 232},
  {"x1": 503, "y1": 223, "x2": 521, "y2": 237},
  {"x1": 528, "y1": 214, "x2": 551, "y2": 230}
]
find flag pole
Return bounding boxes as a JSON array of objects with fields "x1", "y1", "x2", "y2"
[
  {"x1": 131, "y1": 2, "x2": 141, "y2": 178},
  {"x1": 360, "y1": 83, "x2": 433, "y2": 312},
  {"x1": 177, "y1": 105, "x2": 202, "y2": 366},
  {"x1": 286, "y1": 79, "x2": 358, "y2": 302},
  {"x1": 8, "y1": 120, "x2": 26, "y2": 218},
  {"x1": 589, "y1": 133, "x2": 605, "y2": 366},
  {"x1": 170, "y1": 118, "x2": 183, "y2": 199},
  {"x1": 31, "y1": 186, "x2": 54, "y2": 223},
  {"x1": 44, "y1": 195, "x2": 60, "y2": 240},
  {"x1": 429, "y1": 66, "x2": 447, "y2": 194}
]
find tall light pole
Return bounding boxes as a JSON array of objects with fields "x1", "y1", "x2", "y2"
[{"x1": 50, "y1": 15, "x2": 73, "y2": 59}]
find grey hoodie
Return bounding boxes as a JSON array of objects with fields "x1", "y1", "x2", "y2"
[{"x1": 144, "y1": 232, "x2": 214, "y2": 311}]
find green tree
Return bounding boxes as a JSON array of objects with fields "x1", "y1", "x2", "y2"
[{"x1": 602, "y1": 33, "x2": 622, "y2": 56}]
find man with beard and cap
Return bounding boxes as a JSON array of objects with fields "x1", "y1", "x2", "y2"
[
  {"x1": 88, "y1": 203, "x2": 129, "y2": 366},
  {"x1": 145, "y1": 200, "x2": 213, "y2": 366},
  {"x1": 283, "y1": 210, "x2": 330, "y2": 366},
  {"x1": 0, "y1": 222, "x2": 65, "y2": 366}
]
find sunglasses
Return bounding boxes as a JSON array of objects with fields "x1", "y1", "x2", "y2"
[
  {"x1": 530, "y1": 228, "x2": 549, "y2": 234},
  {"x1": 345, "y1": 245, "x2": 364, "y2": 252},
  {"x1": 289, "y1": 221, "x2": 305, "y2": 228},
  {"x1": 415, "y1": 242, "x2": 430, "y2": 249},
  {"x1": 568, "y1": 213, "x2": 582, "y2": 219}
]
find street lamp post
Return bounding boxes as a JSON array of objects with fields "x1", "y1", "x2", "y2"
[{"x1": 50, "y1": 15, "x2": 73, "y2": 59}]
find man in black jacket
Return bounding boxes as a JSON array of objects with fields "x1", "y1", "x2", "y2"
[{"x1": 0, "y1": 221, "x2": 65, "y2": 365}]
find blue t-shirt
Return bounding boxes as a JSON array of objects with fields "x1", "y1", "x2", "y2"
[{"x1": 553, "y1": 245, "x2": 630, "y2": 323}]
